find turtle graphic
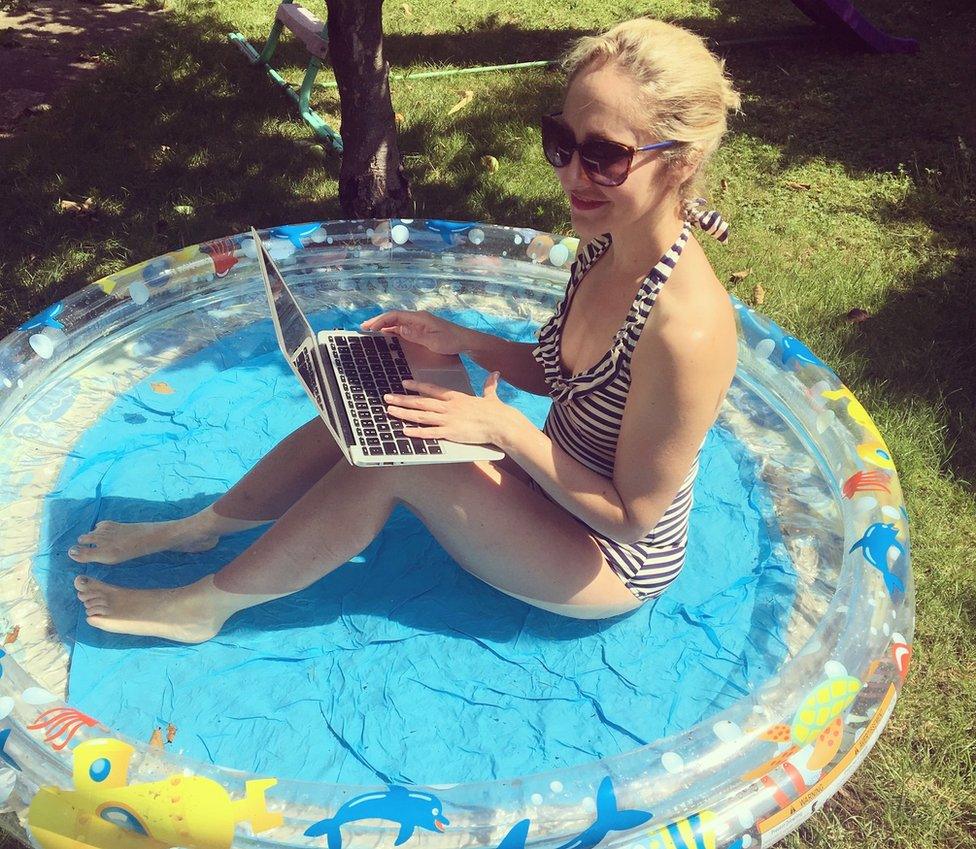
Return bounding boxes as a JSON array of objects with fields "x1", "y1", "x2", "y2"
[{"x1": 744, "y1": 670, "x2": 862, "y2": 780}]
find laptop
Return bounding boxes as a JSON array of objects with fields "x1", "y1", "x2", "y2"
[{"x1": 253, "y1": 229, "x2": 505, "y2": 467}]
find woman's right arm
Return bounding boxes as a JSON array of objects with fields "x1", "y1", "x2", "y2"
[{"x1": 460, "y1": 329, "x2": 551, "y2": 397}]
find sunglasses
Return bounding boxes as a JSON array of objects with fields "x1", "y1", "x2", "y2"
[{"x1": 540, "y1": 112, "x2": 677, "y2": 187}]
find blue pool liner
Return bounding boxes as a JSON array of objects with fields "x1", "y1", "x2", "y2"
[{"x1": 35, "y1": 308, "x2": 796, "y2": 785}]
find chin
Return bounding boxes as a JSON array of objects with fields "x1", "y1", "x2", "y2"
[{"x1": 570, "y1": 208, "x2": 613, "y2": 240}]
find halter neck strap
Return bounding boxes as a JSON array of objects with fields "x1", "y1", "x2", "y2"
[{"x1": 683, "y1": 197, "x2": 730, "y2": 243}]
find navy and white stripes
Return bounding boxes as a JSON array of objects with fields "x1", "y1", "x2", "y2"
[
  {"x1": 684, "y1": 196, "x2": 730, "y2": 243},
  {"x1": 530, "y1": 214, "x2": 725, "y2": 601}
]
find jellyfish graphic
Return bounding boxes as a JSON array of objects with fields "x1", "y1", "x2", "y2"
[{"x1": 28, "y1": 707, "x2": 99, "y2": 751}]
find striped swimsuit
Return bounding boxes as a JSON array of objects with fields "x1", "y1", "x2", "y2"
[{"x1": 530, "y1": 203, "x2": 728, "y2": 601}]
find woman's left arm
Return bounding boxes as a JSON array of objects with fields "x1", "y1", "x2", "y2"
[{"x1": 499, "y1": 296, "x2": 737, "y2": 544}]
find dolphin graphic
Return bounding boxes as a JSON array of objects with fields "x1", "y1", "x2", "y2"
[
  {"x1": 423, "y1": 219, "x2": 477, "y2": 245},
  {"x1": 270, "y1": 223, "x2": 324, "y2": 250},
  {"x1": 304, "y1": 785, "x2": 448, "y2": 849},
  {"x1": 849, "y1": 522, "x2": 906, "y2": 598},
  {"x1": 782, "y1": 336, "x2": 830, "y2": 371},
  {"x1": 494, "y1": 778, "x2": 651, "y2": 849},
  {"x1": 19, "y1": 302, "x2": 65, "y2": 332}
]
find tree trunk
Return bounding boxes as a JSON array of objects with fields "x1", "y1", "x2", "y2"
[{"x1": 325, "y1": 0, "x2": 412, "y2": 218}]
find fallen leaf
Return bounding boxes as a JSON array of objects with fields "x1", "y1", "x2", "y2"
[
  {"x1": 394, "y1": 112, "x2": 405, "y2": 126},
  {"x1": 3, "y1": 626, "x2": 19, "y2": 645},
  {"x1": 845, "y1": 308, "x2": 871, "y2": 323},
  {"x1": 784, "y1": 180, "x2": 812, "y2": 190},
  {"x1": 447, "y1": 90, "x2": 474, "y2": 116},
  {"x1": 166, "y1": 723, "x2": 177, "y2": 743},
  {"x1": 752, "y1": 283, "x2": 766, "y2": 305},
  {"x1": 58, "y1": 196, "x2": 96, "y2": 215},
  {"x1": 721, "y1": 178, "x2": 729, "y2": 191},
  {"x1": 149, "y1": 727, "x2": 164, "y2": 749},
  {"x1": 729, "y1": 269, "x2": 752, "y2": 282},
  {"x1": 150, "y1": 381, "x2": 175, "y2": 394},
  {"x1": 172, "y1": 204, "x2": 194, "y2": 216},
  {"x1": 402, "y1": 3, "x2": 412, "y2": 15},
  {"x1": 480, "y1": 154, "x2": 499, "y2": 173}
]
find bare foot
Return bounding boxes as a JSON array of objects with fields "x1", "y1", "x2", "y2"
[
  {"x1": 68, "y1": 516, "x2": 221, "y2": 565},
  {"x1": 74, "y1": 575, "x2": 238, "y2": 643}
]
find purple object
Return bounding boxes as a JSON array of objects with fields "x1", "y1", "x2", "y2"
[{"x1": 791, "y1": 0, "x2": 918, "y2": 53}]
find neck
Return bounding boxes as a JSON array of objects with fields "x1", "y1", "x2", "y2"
[{"x1": 605, "y1": 209, "x2": 686, "y2": 283}]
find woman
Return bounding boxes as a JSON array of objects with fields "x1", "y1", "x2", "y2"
[{"x1": 70, "y1": 18, "x2": 741, "y2": 642}]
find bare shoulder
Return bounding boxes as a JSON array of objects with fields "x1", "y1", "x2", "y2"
[{"x1": 632, "y1": 237, "x2": 737, "y2": 405}]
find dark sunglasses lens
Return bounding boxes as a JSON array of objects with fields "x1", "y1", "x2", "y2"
[
  {"x1": 541, "y1": 118, "x2": 576, "y2": 167},
  {"x1": 580, "y1": 140, "x2": 633, "y2": 186}
]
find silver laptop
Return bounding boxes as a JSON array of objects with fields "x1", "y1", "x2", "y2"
[{"x1": 254, "y1": 229, "x2": 505, "y2": 467}]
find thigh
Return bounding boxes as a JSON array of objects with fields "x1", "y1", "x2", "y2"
[{"x1": 396, "y1": 461, "x2": 643, "y2": 619}]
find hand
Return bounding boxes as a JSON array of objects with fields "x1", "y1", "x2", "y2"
[
  {"x1": 359, "y1": 310, "x2": 470, "y2": 356},
  {"x1": 385, "y1": 372, "x2": 515, "y2": 445}
]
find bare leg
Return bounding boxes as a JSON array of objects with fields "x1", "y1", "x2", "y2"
[
  {"x1": 68, "y1": 417, "x2": 342, "y2": 565},
  {"x1": 74, "y1": 459, "x2": 641, "y2": 642}
]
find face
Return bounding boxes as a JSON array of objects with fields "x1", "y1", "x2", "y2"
[{"x1": 552, "y1": 62, "x2": 682, "y2": 241}]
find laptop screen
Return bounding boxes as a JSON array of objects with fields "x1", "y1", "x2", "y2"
[{"x1": 264, "y1": 250, "x2": 313, "y2": 356}]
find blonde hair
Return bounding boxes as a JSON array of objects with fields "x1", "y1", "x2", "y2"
[{"x1": 560, "y1": 18, "x2": 742, "y2": 208}]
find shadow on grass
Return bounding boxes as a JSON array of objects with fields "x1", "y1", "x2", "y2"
[{"x1": 703, "y1": 0, "x2": 976, "y2": 486}]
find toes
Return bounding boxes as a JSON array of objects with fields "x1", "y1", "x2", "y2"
[
  {"x1": 74, "y1": 575, "x2": 103, "y2": 593},
  {"x1": 68, "y1": 545, "x2": 97, "y2": 562}
]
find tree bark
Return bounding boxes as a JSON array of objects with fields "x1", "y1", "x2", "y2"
[{"x1": 325, "y1": 0, "x2": 412, "y2": 218}]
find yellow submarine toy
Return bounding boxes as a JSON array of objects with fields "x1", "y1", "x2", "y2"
[{"x1": 27, "y1": 738, "x2": 283, "y2": 849}]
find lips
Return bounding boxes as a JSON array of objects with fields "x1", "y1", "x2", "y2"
[{"x1": 570, "y1": 193, "x2": 608, "y2": 211}]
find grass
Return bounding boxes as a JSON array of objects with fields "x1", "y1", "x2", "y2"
[{"x1": 1, "y1": 0, "x2": 974, "y2": 847}]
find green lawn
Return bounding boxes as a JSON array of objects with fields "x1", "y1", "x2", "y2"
[{"x1": 1, "y1": 1, "x2": 974, "y2": 847}]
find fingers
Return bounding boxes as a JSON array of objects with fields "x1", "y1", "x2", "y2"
[
  {"x1": 399, "y1": 379, "x2": 456, "y2": 399},
  {"x1": 401, "y1": 426, "x2": 448, "y2": 439},
  {"x1": 386, "y1": 405, "x2": 442, "y2": 425},
  {"x1": 359, "y1": 311, "x2": 404, "y2": 332},
  {"x1": 361, "y1": 310, "x2": 424, "y2": 333},
  {"x1": 482, "y1": 371, "x2": 500, "y2": 396},
  {"x1": 384, "y1": 391, "x2": 447, "y2": 409}
]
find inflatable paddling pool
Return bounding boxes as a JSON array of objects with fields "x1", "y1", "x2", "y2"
[{"x1": 0, "y1": 220, "x2": 913, "y2": 849}]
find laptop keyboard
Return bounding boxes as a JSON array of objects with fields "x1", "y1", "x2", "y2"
[
  {"x1": 329, "y1": 334, "x2": 444, "y2": 457},
  {"x1": 294, "y1": 348, "x2": 328, "y2": 411}
]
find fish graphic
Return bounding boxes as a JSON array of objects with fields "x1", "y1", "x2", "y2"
[
  {"x1": 305, "y1": 786, "x2": 448, "y2": 849},
  {"x1": 849, "y1": 522, "x2": 906, "y2": 598},
  {"x1": 494, "y1": 777, "x2": 651, "y2": 849},
  {"x1": 643, "y1": 809, "x2": 717, "y2": 849}
]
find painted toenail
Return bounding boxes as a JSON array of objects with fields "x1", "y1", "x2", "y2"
[
  {"x1": 69, "y1": 547, "x2": 78, "y2": 555},
  {"x1": 77, "y1": 576, "x2": 89, "y2": 585}
]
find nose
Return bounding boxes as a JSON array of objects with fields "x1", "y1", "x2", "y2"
[{"x1": 560, "y1": 150, "x2": 597, "y2": 191}]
